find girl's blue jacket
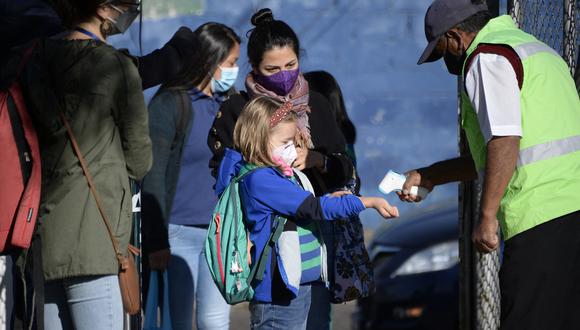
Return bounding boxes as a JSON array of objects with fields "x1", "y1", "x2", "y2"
[{"x1": 216, "y1": 148, "x2": 365, "y2": 303}]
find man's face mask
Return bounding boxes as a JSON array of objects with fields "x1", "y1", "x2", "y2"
[
  {"x1": 106, "y1": 2, "x2": 141, "y2": 35},
  {"x1": 443, "y1": 33, "x2": 466, "y2": 76}
]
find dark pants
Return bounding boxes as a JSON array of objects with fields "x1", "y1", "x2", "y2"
[{"x1": 500, "y1": 210, "x2": 580, "y2": 330}]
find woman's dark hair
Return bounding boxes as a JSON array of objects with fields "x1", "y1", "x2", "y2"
[
  {"x1": 247, "y1": 8, "x2": 300, "y2": 68},
  {"x1": 162, "y1": 22, "x2": 240, "y2": 90},
  {"x1": 304, "y1": 71, "x2": 356, "y2": 144},
  {"x1": 50, "y1": 0, "x2": 105, "y2": 28},
  {"x1": 50, "y1": 0, "x2": 129, "y2": 29}
]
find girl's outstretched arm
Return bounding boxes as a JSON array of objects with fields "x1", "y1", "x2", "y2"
[{"x1": 359, "y1": 197, "x2": 399, "y2": 218}]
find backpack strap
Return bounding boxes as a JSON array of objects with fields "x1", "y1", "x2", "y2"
[
  {"x1": 236, "y1": 163, "x2": 260, "y2": 181},
  {"x1": 230, "y1": 164, "x2": 288, "y2": 283},
  {"x1": 464, "y1": 43, "x2": 524, "y2": 91},
  {"x1": 170, "y1": 89, "x2": 193, "y2": 150},
  {"x1": 16, "y1": 41, "x2": 38, "y2": 78},
  {"x1": 248, "y1": 215, "x2": 286, "y2": 282}
]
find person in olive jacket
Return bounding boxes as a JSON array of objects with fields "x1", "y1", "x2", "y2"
[{"x1": 20, "y1": 1, "x2": 151, "y2": 329}]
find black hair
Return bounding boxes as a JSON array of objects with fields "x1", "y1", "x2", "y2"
[
  {"x1": 50, "y1": 0, "x2": 131, "y2": 29},
  {"x1": 162, "y1": 22, "x2": 240, "y2": 90},
  {"x1": 50, "y1": 0, "x2": 105, "y2": 28},
  {"x1": 304, "y1": 71, "x2": 356, "y2": 144},
  {"x1": 247, "y1": 8, "x2": 300, "y2": 68},
  {"x1": 454, "y1": 10, "x2": 492, "y2": 33}
]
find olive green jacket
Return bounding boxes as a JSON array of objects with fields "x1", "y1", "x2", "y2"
[{"x1": 22, "y1": 38, "x2": 152, "y2": 280}]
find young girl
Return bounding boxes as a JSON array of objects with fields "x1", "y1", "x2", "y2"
[
  {"x1": 216, "y1": 96, "x2": 398, "y2": 330},
  {"x1": 208, "y1": 12, "x2": 356, "y2": 327}
]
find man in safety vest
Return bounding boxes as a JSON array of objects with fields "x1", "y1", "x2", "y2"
[{"x1": 399, "y1": 0, "x2": 580, "y2": 329}]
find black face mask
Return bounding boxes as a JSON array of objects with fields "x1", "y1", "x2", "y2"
[
  {"x1": 444, "y1": 51, "x2": 466, "y2": 76},
  {"x1": 443, "y1": 35, "x2": 466, "y2": 76}
]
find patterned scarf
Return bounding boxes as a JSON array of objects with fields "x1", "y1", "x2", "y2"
[{"x1": 246, "y1": 72, "x2": 314, "y2": 148}]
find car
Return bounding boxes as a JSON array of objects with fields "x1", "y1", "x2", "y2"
[{"x1": 354, "y1": 204, "x2": 459, "y2": 330}]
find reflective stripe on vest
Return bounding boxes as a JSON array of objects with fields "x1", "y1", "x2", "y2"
[
  {"x1": 518, "y1": 134, "x2": 580, "y2": 167},
  {"x1": 513, "y1": 41, "x2": 560, "y2": 60},
  {"x1": 512, "y1": 42, "x2": 580, "y2": 167}
]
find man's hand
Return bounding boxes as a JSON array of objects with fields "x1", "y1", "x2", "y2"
[
  {"x1": 474, "y1": 136, "x2": 519, "y2": 254},
  {"x1": 294, "y1": 147, "x2": 325, "y2": 171},
  {"x1": 397, "y1": 170, "x2": 434, "y2": 203},
  {"x1": 148, "y1": 248, "x2": 171, "y2": 271},
  {"x1": 472, "y1": 215, "x2": 500, "y2": 253}
]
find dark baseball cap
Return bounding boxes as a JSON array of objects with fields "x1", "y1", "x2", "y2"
[{"x1": 417, "y1": 0, "x2": 488, "y2": 65}]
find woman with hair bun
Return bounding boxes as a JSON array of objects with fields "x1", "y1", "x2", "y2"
[
  {"x1": 208, "y1": 8, "x2": 355, "y2": 330},
  {"x1": 20, "y1": 0, "x2": 151, "y2": 329},
  {"x1": 142, "y1": 22, "x2": 241, "y2": 330}
]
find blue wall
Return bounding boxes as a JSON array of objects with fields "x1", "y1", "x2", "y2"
[{"x1": 111, "y1": 0, "x2": 460, "y2": 228}]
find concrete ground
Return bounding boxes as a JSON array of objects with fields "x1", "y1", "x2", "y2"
[{"x1": 193, "y1": 301, "x2": 357, "y2": 330}]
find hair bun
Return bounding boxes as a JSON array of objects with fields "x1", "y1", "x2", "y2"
[{"x1": 251, "y1": 8, "x2": 274, "y2": 26}]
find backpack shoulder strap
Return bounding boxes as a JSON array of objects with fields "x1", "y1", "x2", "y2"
[
  {"x1": 235, "y1": 164, "x2": 262, "y2": 182},
  {"x1": 170, "y1": 88, "x2": 193, "y2": 150},
  {"x1": 247, "y1": 215, "x2": 286, "y2": 283},
  {"x1": 464, "y1": 43, "x2": 524, "y2": 90},
  {"x1": 228, "y1": 164, "x2": 286, "y2": 284}
]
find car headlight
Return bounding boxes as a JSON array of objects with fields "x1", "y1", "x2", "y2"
[{"x1": 393, "y1": 241, "x2": 459, "y2": 276}]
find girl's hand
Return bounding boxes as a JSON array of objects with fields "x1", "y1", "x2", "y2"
[
  {"x1": 294, "y1": 147, "x2": 325, "y2": 170},
  {"x1": 360, "y1": 197, "x2": 399, "y2": 218}
]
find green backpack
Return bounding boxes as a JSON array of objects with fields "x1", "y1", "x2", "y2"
[{"x1": 205, "y1": 165, "x2": 286, "y2": 305}]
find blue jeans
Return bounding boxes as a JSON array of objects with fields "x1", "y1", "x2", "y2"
[
  {"x1": 44, "y1": 275, "x2": 123, "y2": 330},
  {"x1": 306, "y1": 221, "x2": 334, "y2": 330},
  {"x1": 167, "y1": 224, "x2": 230, "y2": 330},
  {"x1": 250, "y1": 284, "x2": 312, "y2": 330}
]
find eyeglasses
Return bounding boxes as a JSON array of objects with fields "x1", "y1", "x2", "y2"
[{"x1": 432, "y1": 35, "x2": 448, "y2": 60}]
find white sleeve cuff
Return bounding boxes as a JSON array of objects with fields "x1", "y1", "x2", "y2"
[{"x1": 483, "y1": 125, "x2": 523, "y2": 143}]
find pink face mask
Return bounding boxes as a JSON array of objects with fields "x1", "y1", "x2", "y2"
[{"x1": 272, "y1": 141, "x2": 297, "y2": 167}]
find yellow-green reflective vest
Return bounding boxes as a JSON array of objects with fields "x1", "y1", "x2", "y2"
[{"x1": 460, "y1": 15, "x2": 580, "y2": 240}]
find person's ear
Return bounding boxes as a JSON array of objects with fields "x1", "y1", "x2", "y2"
[{"x1": 445, "y1": 29, "x2": 463, "y2": 53}]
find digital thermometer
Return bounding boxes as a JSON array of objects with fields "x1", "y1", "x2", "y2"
[{"x1": 379, "y1": 170, "x2": 429, "y2": 200}]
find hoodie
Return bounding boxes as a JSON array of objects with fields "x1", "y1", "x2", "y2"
[{"x1": 217, "y1": 148, "x2": 365, "y2": 302}]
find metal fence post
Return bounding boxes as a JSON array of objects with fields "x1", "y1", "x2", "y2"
[
  {"x1": 564, "y1": 0, "x2": 577, "y2": 74},
  {"x1": 507, "y1": 0, "x2": 523, "y2": 28},
  {"x1": 459, "y1": 2, "x2": 502, "y2": 330}
]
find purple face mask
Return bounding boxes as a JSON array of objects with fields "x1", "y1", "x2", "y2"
[{"x1": 255, "y1": 69, "x2": 300, "y2": 96}]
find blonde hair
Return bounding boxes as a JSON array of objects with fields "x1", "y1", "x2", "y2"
[{"x1": 234, "y1": 96, "x2": 297, "y2": 167}]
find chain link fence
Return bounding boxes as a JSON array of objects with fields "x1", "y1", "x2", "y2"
[
  {"x1": 460, "y1": 1, "x2": 579, "y2": 330},
  {"x1": 509, "y1": 0, "x2": 577, "y2": 72}
]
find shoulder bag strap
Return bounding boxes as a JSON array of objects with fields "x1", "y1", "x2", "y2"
[{"x1": 58, "y1": 111, "x2": 127, "y2": 267}]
